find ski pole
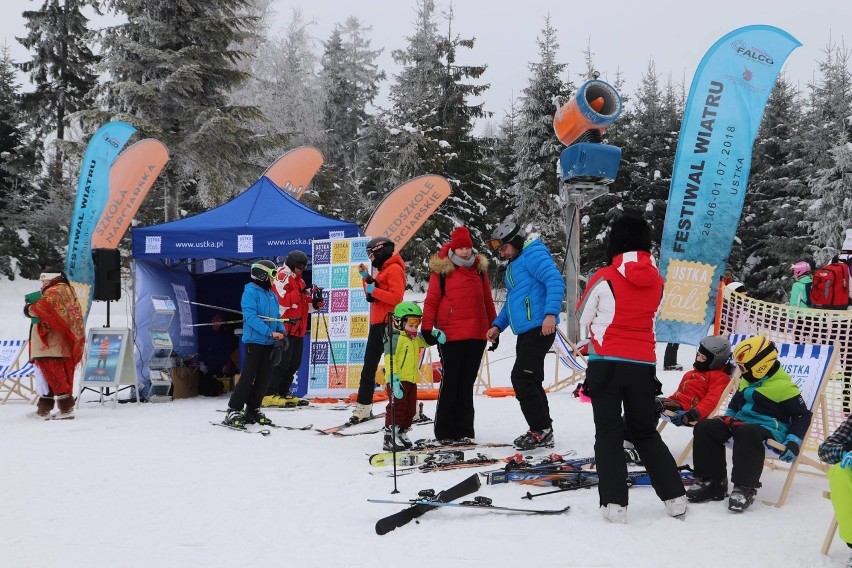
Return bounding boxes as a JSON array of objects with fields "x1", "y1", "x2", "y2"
[{"x1": 180, "y1": 300, "x2": 300, "y2": 322}]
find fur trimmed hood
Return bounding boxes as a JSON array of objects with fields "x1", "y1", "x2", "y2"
[{"x1": 429, "y1": 243, "x2": 489, "y2": 276}]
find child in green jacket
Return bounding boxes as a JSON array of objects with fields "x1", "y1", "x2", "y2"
[{"x1": 382, "y1": 301, "x2": 443, "y2": 451}]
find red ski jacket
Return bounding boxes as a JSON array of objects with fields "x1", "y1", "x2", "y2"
[
  {"x1": 422, "y1": 244, "x2": 497, "y2": 341},
  {"x1": 666, "y1": 367, "x2": 732, "y2": 419}
]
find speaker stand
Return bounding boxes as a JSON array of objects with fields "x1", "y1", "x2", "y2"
[{"x1": 105, "y1": 300, "x2": 111, "y2": 328}]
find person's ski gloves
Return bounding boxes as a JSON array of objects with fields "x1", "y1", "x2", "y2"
[
  {"x1": 778, "y1": 434, "x2": 802, "y2": 463},
  {"x1": 431, "y1": 328, "x2": 446, "y2": 344},
  {"x1": 390, "y1": 374, "x2": 403, "y2": 399}
]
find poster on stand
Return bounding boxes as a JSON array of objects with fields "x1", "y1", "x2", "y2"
[{"x1": 307, "y1": 237, "x2": 371, "y2": 398}]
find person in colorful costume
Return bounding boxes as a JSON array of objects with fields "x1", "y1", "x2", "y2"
[{"x1": 24, "y1": 270, "x2": 85, "y2": 419}]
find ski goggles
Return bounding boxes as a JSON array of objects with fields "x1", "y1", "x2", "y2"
[
  {"x1": 487, "y1": 238, "x2": 504, "y2": 250},
  {"x1": 397, "y1": 316, "x2": 422, "y2": 327}
]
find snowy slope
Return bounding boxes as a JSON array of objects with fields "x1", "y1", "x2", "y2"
[{"x1": 0, "y1": 278, "x2": 843, "y2": 568}]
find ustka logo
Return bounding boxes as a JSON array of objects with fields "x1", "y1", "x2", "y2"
[{"x1": 730, "y1": 39, "x2": 774, "y2": 66}]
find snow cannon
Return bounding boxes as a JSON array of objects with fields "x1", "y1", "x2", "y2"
[
  {"x1": 556, "y1": 79, "x2": 623, "y2": 188},
  {"x1": 553, "y1": 79, "x2": 622, "y2": 147}
]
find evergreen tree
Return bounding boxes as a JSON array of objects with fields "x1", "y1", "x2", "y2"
[
  {"x1": 510, "y1": 15, "x2": 570, "y2": 257},
  {"x1": 732, "y1": 75, "x2": 809, "y2": 301},
  {"x1": 16, "y1": 0, "x2": 99, "y2": 184},
  {"x1": 316, "y1": 17, "x2": 385, "y2": 218},
  {"x1": 96, "y1": 0, "x2": 283, "y2": 222},
  {"x1": 381, "y1": 0, "x2": 490, "y2": 283},
  {"x1": 803, "y1": 42, "x2": 852, "y2": 263}
]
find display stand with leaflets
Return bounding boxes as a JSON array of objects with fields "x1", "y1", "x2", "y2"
[
  {"x1": 147, "y1": 296, "x2": 175, "y2": 402},
  {"x1": 76, "y1": 327, "x2": 139, "y2": 408}
]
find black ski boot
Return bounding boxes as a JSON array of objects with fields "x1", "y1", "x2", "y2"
[
  {"x1": 245, "y1": 409, "x2": 275, "y2": 426},
  {"x1": 224, "y1": 409, "x2": 246, "y2": 428},
  {"x1": 383, "y1": 426, "x2": 406, "y2": 451},
  {"x1": 685, "y1": 477, "x2": 728, "y2": 503},
  {"x1": 728, "y1": 485, "x2": 757, "y2": 512},
  {"x1": 513, "y1": 428, "x2": 554, "y2": 450}
]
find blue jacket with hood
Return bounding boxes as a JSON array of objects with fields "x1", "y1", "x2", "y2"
[{"x1": 492, "y1": 239, "x2": 565, "y2": 335}]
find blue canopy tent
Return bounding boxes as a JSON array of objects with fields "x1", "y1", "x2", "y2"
[{"x1": 130, "y1": 176, "x2": 361, "y2": 398}]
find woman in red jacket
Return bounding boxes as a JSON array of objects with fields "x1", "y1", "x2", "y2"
[{"x1": 422, "y1": 226, "x2": 497, "y2": 442}]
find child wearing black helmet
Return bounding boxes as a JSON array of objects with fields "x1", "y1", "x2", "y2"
[{"x1": 658, "y1": 335, "x2": 735, "y2": 427}]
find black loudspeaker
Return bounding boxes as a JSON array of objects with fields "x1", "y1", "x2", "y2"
[{"x1": 92, "y1": 248, "x2": 121, "y2": 301}]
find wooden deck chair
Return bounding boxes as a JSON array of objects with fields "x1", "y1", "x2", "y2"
[
  {"x1": 0, "y1": 339, "x2": 38, "y2": 404},
  {"x1": 474, "y1": 349, "x2": 492, "y2": 394},
  {"x1": 549, "y1": 329, "x2": 587, "y2": 393},
  {"x1": 416, "y1": 347, "x2": 434, "y2": 388},
  {"x1": 821, "y1": 490, "x2": 839, "y2": 555},
  {"x1": 677, "y1": 335, "x2": 839, "y2": 507},
  {"x1": 659, "y1": 373, "x2": 740, "y2": 460}
]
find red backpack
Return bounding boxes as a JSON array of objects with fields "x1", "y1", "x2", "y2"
[{"x1": 809, "y1": 261, "x2": 850, "y2": 309}]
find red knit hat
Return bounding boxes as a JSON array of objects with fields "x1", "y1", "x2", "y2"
[{"x1": 450, "y1": 226, "x2": 473, "y2": 250}]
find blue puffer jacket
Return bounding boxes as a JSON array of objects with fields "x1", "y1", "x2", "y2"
[
  {"x1": 241, "y1": 282, "x2": 284, "y2": 345},
  {"x1": 492, "y1": 239, "x2": 565, "y2": 334}
]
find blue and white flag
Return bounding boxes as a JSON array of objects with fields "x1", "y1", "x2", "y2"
[
  {"x1": 65, "y1": 121, "x2": 136, "y2": 318},
  {"x1": 657, "y1": 26, "x2": 800, "y2": 345}
]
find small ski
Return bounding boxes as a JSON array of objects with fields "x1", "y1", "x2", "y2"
[
  {"x1": 210, "y1": 421, "x2": 271, "y2": 436},
  {"x1": 369, "y1": 450, "x2": 465, "y2": 467},
  {"x1": 334, "y1": 418, "x2": 434, "y2": 437},
  {"x1": 316, "y1": 412, "x2": 386, "y2": 435},
  {"x1": 369, "y1": 495, "x2": 569, "y2": 515},
  {"x1": 375, "y1": 473, "x2": 481, "y2": 535}
]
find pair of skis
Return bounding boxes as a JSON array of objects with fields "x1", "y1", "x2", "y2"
[
  {"x1": 371, "y1": 474, "x2": 567, "y2": 535},
  {"x1": 210, "y1": 421, "x2": 314, "y2": 436}
]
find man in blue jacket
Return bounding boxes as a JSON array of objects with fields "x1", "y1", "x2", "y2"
[{"x1": 487, "y1": 221, "x2": 565, "y2": 450}]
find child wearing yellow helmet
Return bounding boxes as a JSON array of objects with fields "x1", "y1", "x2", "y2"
[
  {"x1": 687, "y1": 335, "x2": 812, "y2": 513},
  {"x1": 382, "y1": 302, "x2": 445, "y2": 451}
]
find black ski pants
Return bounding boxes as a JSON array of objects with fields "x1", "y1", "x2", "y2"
[
  {"x1": 511, "y1": 329, "x2": 555, "y2": 432},
  {"x1": 267, "y1": 336, "x2": 304, "y2": 396},
  {"x1": 356, "y1": 322, "x2": 387, "y2": 406},
  {"x1": 692, "y1": 417, "x2": 770, "y2": 488},
  {"x1": 228, "y1": 342, "x2": 275, "y2": 412},
  {"x1": 434, "y1": 339, "x2": 486, "y2": 440},
  {"x1": 586, "y1": 359, "x2": 685, "y2": 507}
]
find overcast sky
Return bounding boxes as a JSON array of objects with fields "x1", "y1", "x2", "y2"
[{"x1": 1, "y1": 0, "x2": 850, "y2": 123}]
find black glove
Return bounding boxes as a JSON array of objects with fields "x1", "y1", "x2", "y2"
[
  {"x1": 270, "y1": 337, "x2": 289, "y2": 366},
  {"x1": 488, "y1": 336, "x2": 500, "y2": 352},
  {"x1": 311, "y1": 286, "x2": 325, "y2": 309},
  {"x1": 422, "y1": 329, "x2": 438, "y2": 346},
  {"x1": 671, "y1": 408, "x2": 699, "y2": 427}
]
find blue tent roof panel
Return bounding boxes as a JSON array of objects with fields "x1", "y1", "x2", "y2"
[{"x1": 131, "y1": 177, "x2": 361, "y2": 259}]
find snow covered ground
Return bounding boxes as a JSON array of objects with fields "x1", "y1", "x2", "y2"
[{"x1": 0, "y1": 276, "x2": 845, "y2": 568}]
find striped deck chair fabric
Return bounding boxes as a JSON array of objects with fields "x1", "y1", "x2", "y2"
[
  {"x1": 678, "y1": 334, "x2": 838, "y2": 507},
  {"x1": 550, "y1": 329, "x2": 587, "y2": 393},
  {"x1": 0, "y1": 339, "x2": 38, "y2": 404}
]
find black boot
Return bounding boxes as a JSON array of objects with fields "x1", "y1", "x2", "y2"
[
  {"x1": 728, "y1": 485, "x2": 757, "y2": 512},
  {"x1": 686, "y1": 477, "x2": 728, "y2": 503}
]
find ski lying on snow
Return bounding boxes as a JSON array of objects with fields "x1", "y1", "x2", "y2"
[
  {"x1": 374, "y1": 473, "x2": 481, "y2": 535},
  {"x1": 410, "y1": 439, "x2": 512, "y2": 452},
  {"x1": 210, "y1": 422, "x2": 271, "y2": 436},
  {"x1": 368, "y1": 449, "x2": 465, "y2": 467},
  {"x1": 371, "y1": 454, "x2": 499, "y2": 476},
  {"x1": 269, "y1": 423, "x2": 313, "y2": 431},
  {"x1": 369, "y1": 494, "x2": 569, "y2": 515}
]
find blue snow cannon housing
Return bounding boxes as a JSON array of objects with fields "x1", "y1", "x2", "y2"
[{"x1": 560, "y1": 143, "x2": 622, "y2": 184}]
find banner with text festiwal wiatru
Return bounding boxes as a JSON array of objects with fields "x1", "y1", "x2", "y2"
[{"x1": 657, "y1": 25, "x2": 801, "y2": 345}]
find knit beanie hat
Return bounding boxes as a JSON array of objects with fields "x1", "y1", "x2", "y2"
[
  {"x1": 606, "y1": 214, "x2": 651, "y2": 263},
  {"x1": 450, "y1": 226, "x2": 473, "y2": 250}
]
